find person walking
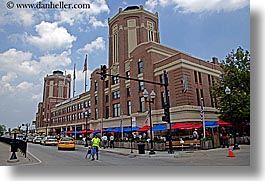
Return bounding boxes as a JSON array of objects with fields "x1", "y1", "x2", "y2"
[
  {"x1": 109, "y1": 134, "x2": 114, "y2": 148},
  {"x1": 91, "y1": 134, "x2": 100, "y2": 160}
]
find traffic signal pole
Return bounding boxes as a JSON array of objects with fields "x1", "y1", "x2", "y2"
[{"x1": 97, "y1": 66, "x2": 174, "y2": 154}]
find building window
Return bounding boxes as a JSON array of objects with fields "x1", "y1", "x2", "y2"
[
  {"x1": 127, "y1": 101, "x2": 131, "y2": 116},
  {"x1": 138, "y1": 60, "x2": 143, "y2": 74},
  {"x1": 88, "y1": 100, "x2": 91, "y2": 107},
  {"x1": 113, "y1": 103, "x2": 120, "y2": 117},
  {"x1": 161, "y1": 91, "x2": 165, "y2": 107},
  {"x1": 105, "y1": 106, "x2": 109, "y2": 119},
  {"x1": 139, "y1": 81, "x2": 144, "y2": 91},
  {"x1": 95, "y1": 96, "x2": 98, "y2": 105},
  {"x1": 112, "y1": 76, "x2": 119, "y2": 85},
  {"x1": 105, "y1": 94, "x2": 109, "y2": 102},
  {"x1": 159, "y1": 74, "x2": 163, "y2": 84},
  {"x1": 127, "y1": 87, "x2": 131, "y2": 97},
  {"x1": 112, "y1": 90, "x2": 120, "y2": 99},
  {"x1": 113, "y1": 24, "x2": 118, "y2": 63},
  {"x1": 194, "y1": 71, "x2": 198, "y2": 83},
  {"x1": 198, "y1": 72, "x2": 202, "y2": 84},
  {"x1": 200, "y1": 89, "x2": 204, "y2": 101},
  {"x1": 95, "y1": 81, "x2": 98, "y2": 91},
  {"x1": 147, "y1": 21, "x2": 154, "y2": 42},
  {"x1": 196, "y1": 89, "x2": 200, "y2": 106},
  {"x1": 126, "y1": 71, "x2": 130, "y2": 78},
  {"x1": 95, "y1": 108, "x2": 98, "y2": 120},
  {"x1": 208, "y1": 74, "x2": 211, "y2": 86},
  {"x1": 140, "y1": 97, "x2": 145, "y2": 112}
]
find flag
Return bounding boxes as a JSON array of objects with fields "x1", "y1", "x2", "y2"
[
  {"x1": 145, "y1": 109, "x2": 150, "y2": 125},
  {"x1": 83, "y1": 54, "x2": 87, "y2": 72},
  {"x1": 73, "y1": 64, "x2": 76, "y2": 80}
]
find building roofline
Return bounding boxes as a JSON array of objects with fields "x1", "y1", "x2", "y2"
[{"x1": 108, "y1": 5, "x2": 158, "y2": 25}]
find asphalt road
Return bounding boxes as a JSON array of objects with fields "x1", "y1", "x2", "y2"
[
  {"x1": 26, "y1": 143, "x2": 185, "y2": 166},
  {"x1": 25, "y1": 143, "x2": 250, "y2": 166}
]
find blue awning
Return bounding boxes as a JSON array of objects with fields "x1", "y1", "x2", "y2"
[
  {"x1": 152, "y1": 124, "x2": 167, "y2": 131},
  {"x1": 103, "y1": 128, "x2": 115, "y2": 132},
  {"x1": 205, "y1": 121, "x2": 218, "y2": 128},
  {"x1": 123, "y1": 127, "x2": 140, "y2": 132}
]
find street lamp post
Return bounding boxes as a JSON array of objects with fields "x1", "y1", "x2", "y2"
[
  {"x1": 46, "y1": 119, "x2": 50, "y2": 136},
  {"x1": 225, "y1": 86, "x2": 240, "y2": 150},
  {"x1": 83, "y1": 108, "x2": 91, "y2": 147},
  {"x1": 143, "y1": 88, "x2": 156, "y2": 155}
]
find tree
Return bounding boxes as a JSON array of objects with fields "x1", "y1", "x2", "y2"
[
  {"x1": 0, "y1": 124, "x2": 7, "y2": 135},
  {"x1": 210, "y1": 47, "x2": 250, "y2": 124}
]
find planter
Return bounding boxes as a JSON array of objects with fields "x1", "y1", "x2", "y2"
[{"x1": 201, "y1": 140, "x2": 212, "y2": 150}]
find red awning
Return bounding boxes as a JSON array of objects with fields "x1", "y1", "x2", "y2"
[
  {"x1": 137, "y1": 125, "x2": 150, "y2": 132},
  {"x1": 172, "y1": 122, "x2": 202, "y2": 130},
  {"x1": 79, "y1": 129, "x2": 95, "y2": 134},
  {"x1": 65, "y1": 130, "x2": 74, "y2": 134},
  {"x1": 218, "y1": 120, "x2": 232, "y2": 125}
]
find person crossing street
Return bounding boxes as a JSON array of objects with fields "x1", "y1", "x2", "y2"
[{"x1": 91, "y1": 134, "x2": 100, "y2": 160}]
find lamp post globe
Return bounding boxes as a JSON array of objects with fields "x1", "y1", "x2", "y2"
[{"x1": 143, "y1": 89, "x2": 156, "y2": 155}]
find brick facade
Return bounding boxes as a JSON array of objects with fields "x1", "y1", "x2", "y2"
[{"x1": 35, "y1": 6, "x2": 223, "y2": 135}]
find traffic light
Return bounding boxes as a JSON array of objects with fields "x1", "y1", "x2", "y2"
[
  {"x1": 162, "y1": 102, "x2": 170, "y2": 123},
  {"x1": 100, "y1": 65, "x2": 107, "y2": 80}
]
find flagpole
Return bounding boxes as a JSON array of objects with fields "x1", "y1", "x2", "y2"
[
  {"x1": 84, "y1": 54, "x2": 87, "y2": 93},
  {"x1": 201, "y1": 98, "x2": 206, "y2": 139},
  {"x1": 73, "y1": 64, "x2": 76, "y2": 98},
  {"x1": 121, "y1": 115, "x2": 123, "y2": 140}
]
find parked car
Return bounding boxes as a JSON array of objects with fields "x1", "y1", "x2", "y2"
[
  {"x1": 16, "y1": 134, "x2": 25, "y2": 140},
  {"x1": 33, "y1": 135, "x2": 44, "y2": 144},
  {"x1": 26, "y1": 135, "x2": 35, "y2": 142},
  {"x1": 41, "y1": 136, "x2": 58, "y2": 146},
  {"x1": 58, "y1": 137, "x2": 75, "y2": 150}
]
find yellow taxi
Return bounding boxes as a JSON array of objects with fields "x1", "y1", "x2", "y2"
[{"x1": 58, "y1": 137, "x2": 75, "y2": 150}]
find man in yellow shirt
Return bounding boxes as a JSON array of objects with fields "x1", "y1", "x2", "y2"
[{"x1": 91, "y1": 134, "x2": 100, "y2": 160}]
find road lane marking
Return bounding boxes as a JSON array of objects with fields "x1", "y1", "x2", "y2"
[{"x1": 19, "y1": 151, "x2": 42, "y2": 166}]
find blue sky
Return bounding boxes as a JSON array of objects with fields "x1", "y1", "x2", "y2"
[{"x1": 0, "y1": 0, "x2": 250, "y2": 129}]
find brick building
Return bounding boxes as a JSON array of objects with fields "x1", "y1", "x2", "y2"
[{"x1": 35, "y1": 6, "x2": 222, "y2": 136}]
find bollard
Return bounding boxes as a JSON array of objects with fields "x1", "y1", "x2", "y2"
[{"x1": 8, "y1": 133, "x2": 19, "y2": 162}]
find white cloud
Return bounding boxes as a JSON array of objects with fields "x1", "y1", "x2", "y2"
[
  {"x1": 0, "y1": 81, "x2": 14, "y2": 95},
  {"x1": 27, "y1": 21, "x2": 76, "y2": 51},
  {"x1": 54, "y1": 0, "x2": 110, "y2": 26},
  {"x1": 0, "y1": 0, "x2": 43, "y2": 27},
  {"x1": 16, "y1": 81, "x2": 34, "y2": 90},
  {"x1": 1, "y1": 72, "x2": 18, "y2": 82},
  {"x1": 39, "y1": 50, "x2": 72, "y2": 69},
  {"x1": 89, "y1": 17, "x2": 108, "y2": 28},
  {"x1": 77, "y1": 37, "x2": 105, "y2": 54},
  {"x1": 145, "y1": 0, "x2": 249, "y2": 13},
  {"x1": 32, "y1": 93, "x2": 42, "y2": 100},
  {"x1": 0, "y1": 48, "x2": 72, "y2": 101}
]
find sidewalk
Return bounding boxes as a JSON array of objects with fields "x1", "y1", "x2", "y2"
[
  {"x1": 0, "y1": 142, "x2": 34, "y2": 166},
  {"x1": 77, "y1": 144, "x2": 250, "y2": 165},
  {"x1": 78, "y1": 144, "x2": 250, "y2": 158}
]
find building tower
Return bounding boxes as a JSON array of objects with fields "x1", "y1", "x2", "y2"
[{"x1": 36, "y1": 70, "x2": 71, "y2": 133}]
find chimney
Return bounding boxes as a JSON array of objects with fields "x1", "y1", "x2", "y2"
[{"x1": 212, "y1": 57, "x2": 218, "y2": 64}]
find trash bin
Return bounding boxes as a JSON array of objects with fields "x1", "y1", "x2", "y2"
[{"x1": 138, "y1": 144, "x2": 145, "y2": 154}]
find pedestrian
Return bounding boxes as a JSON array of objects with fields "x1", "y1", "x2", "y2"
[
  {"x1": 193, "y1": 129, "x2": 199, "y2": 140},
  {"x1": 91, "y1": 134, "x2": 100, "y2": 160},
  {"x1": 102, "y1": 134, "x2": 108, "y2": 149},
  {"x1": 220, "y1": 127, "x2": 229, "y2": 148},
  {"x1": 109, "y1": 134, "x2": 115, "y2": 148},
  {"x1": 85, "y1": 146, "x2": 92, "y2": 159}
]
